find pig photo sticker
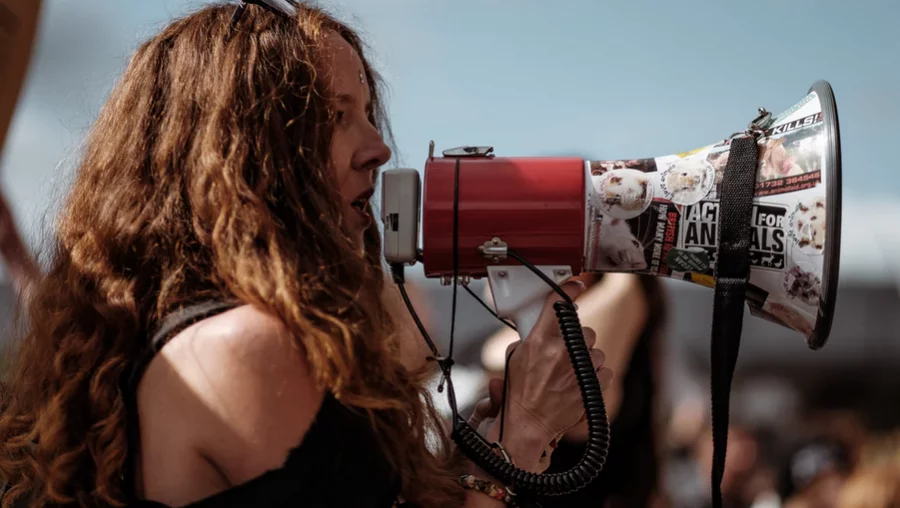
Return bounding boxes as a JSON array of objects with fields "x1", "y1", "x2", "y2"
[
  {"x1": 593, "y1": 168, "x2": 654, "y2": 219},
  {"x1": 788, "y1": 196, "x2": 827, "y2": 255},
  {"x1": 660, "y1": 157, "x2": 715, "y2": 206}
]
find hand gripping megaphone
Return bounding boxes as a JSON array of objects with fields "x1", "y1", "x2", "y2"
[{"x1": 383, "y1": 81, "x2": 841, "y2": 505}]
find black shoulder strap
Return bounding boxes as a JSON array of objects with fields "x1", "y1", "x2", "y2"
[
  {"x1": 122, "y1": 300, "x2": 240, "y2": 503},
  {"x1": 148, "y1": 301, "x2": 241, "y2": 353},
  {"x1": 709, "y1": 135, "x2": 760, "y2": 508}
]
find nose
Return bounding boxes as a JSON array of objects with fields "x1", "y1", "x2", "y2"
[{"x1": 353, "y1": 128, "x2": 392, "y2": 175}]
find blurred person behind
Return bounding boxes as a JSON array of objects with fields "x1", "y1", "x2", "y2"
[
  {"x1": 834, "y1": 464, "x2": 900, "y2": 508},
  {"x1": 480, "y1": 273, "x2": 669, "y2": 508},
  {"x1": 779, "y1": 435, "x2": 854, "y2": 508},
  {"x1": 692, "y1": 423, "x2": 782, "y2": 508},
  {"x1": 826, "y1": 428, "x2": 900, "y2": 508}
]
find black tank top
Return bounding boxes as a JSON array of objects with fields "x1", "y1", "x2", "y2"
[{"x1": 123, "y1": 301, "x2": 403, "y2": 508}]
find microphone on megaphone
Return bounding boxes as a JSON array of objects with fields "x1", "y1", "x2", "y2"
[{"x1": 382, "y1": 80, "x2": 841, "y2": 505}]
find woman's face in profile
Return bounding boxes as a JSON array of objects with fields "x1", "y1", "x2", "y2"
[{"x1": 322, "y1": 31, "x2": 392, "y2": 245}]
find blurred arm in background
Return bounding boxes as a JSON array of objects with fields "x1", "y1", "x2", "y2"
[
  {"x1": 0, "y1": 191, "x2": 39, "y2": 297},
  {"x1": 1, "y1": 0, "x2": 44, "y2": 298}
]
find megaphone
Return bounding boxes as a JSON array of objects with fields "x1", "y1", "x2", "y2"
[
  {"x1": 384, "y1": 81, "x2": 840, "y2": 349},
  {"x1": 382, "y1": 80, "x2": 841, "y2": 503}
]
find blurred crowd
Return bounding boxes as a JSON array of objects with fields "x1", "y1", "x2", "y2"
[{"x1": 391, "y1": 272, "x2": 900, "y2": 508}]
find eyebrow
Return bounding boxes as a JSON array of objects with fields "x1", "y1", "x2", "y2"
[{"x1": 336, "y1": 93, "x2": 373, "y2": 114}]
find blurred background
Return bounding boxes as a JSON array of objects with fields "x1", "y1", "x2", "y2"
[{"x1": 2, "y1": 1, "x2": 899, "y2": 507}]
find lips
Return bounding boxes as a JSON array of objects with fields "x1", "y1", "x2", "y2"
[
  {"x1": 349, "y1": 187, "x2": 374, "y2": 228},
  {"x1": 350, "y1": 188, "x2": 374, "y2": 212}
]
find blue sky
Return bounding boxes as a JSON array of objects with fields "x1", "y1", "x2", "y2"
[{"x1": 1, "y1": 0, "x2": 898, "y2": 281}]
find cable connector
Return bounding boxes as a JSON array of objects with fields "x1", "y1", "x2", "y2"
[{"x1": 389, "y1": 262, "x2": 405, "y2": 285}]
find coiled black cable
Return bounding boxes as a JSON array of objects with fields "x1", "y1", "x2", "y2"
[{"x1": 448, "y1": 250, "x2": 610, "y2": 500}]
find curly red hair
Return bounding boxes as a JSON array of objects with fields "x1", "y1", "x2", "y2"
[{"x1": 0, "y1": 3, "x2": 463, "y2": 507}]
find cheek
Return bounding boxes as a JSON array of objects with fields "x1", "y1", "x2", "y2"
[{"x1": 330, "y1": 132, "x2": 354, "y2": 200}]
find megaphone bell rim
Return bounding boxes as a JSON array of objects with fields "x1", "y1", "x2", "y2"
[{"x1": 807, "y1": 79, "x2": 842, "y2": 351}]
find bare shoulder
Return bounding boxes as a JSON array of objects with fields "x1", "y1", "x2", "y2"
[{"x1": 139, "y1": 304, "x2": 324, "y2": 491}]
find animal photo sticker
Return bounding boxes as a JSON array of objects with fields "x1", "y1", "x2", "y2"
[
  {"x1": 592, "y1": 169, "x2": 654, "y2": 219},
  {"x1": 660, "y1": 156, "x2": 716, "y2": 206},
  {"x1": 589, "y1": 158, "x2": 657, "y2": 175},
  {"x1": 707, "y1": 148, "x2": 729, "y2": 188},
  {"x1": 788, "y1": 196, "x2": 827, "y2": 254},
  {"x1": 758, "y1": 127, "x2": 823, "y2": 183},
  {"x1": 783, "y1": 264, "x2": 822, "y2": 307},
  {"x1": 587, "y1": 214, "x2": 650, "y2": 273}
]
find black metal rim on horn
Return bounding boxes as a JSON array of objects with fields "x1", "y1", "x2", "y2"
[{"x1": 808, "y1": 79, "x2": 842, "y2": 350}]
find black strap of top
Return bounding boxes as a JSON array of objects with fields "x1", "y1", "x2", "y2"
[
  {"x1": 122, "y1": 300, "x2": 240, "y2": 503},
  {"x1": 709, "y1": 135, "x2": 760, "y2": 508}
]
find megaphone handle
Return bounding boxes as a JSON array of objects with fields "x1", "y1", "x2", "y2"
[
  {"x1": 486, "y1": 265, "x2": 575, "y2": 341},
  {"x1": 509, "y1": 299, "x2": 543, "y2": 341}
]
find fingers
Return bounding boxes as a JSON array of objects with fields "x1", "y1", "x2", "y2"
[
  {"x1": 597, "y1": 367, "x2": 614, "y2": 391},
  {"x1": 531, "y1": 280, "x2": 587, "y2": 339},
  {"x1": 504, "y1": 339, "x2": 521, "y2": 358},
  {"x1": 468, "y1": 397, "x2": 491, "y2": 427},
  {"x1": 582, "y1": 326, "x2": 597, "y2": 349},
  {"x1": 589, "y1": 347, "x2": 606, "y2": 371},
  {"x1": 589, "y1": 348, "x2": 614, "y2": 390},
  {"x1": 546, "y1": 279, "x2": 587, "y2": 309},
  {"x1": 468, "y1": 378, "x2": 504, "y2": 428},
  {"x1": 487, "y1": 377, "x2": 504, "y2": 410}
]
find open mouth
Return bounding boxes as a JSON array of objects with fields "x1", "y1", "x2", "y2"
[{"x1": 350, "y1": 188, "x2": 374, "y2": 214}]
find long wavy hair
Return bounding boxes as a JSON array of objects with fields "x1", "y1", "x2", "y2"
[{"x1": 0, "y1": 4, "x2": 463, "y2": 507}]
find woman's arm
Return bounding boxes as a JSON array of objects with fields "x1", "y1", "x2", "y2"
[{"x1": 138, "y1": 305, "x2": 325, "y2": 505}]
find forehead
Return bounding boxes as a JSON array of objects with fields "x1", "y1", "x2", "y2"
[{"x1": 321, "y1": 30, "x2": 368, "y2": 98}]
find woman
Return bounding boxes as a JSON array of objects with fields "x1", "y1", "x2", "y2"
[
  {"x1": 0, "y1": 2, "x2": 612, "y2": 507},
  {"x1": 482, "y1": 272, "x2": 668, "y2": 507}
]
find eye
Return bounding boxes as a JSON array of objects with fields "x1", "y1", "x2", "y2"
[{"x1": 336, "y1": 110, "x2": 347, "y2": 123}]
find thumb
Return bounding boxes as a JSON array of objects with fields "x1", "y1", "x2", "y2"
[
  {"x1": 548, "y1": 279, "x2": 587, "y2": 307},
  {"x1": 530, "y1": 280, "x2": 586, "y2": 337},
  {"x1": 469, "y1": 377, "x2": 504, "y2": 427},
  {"x1": 488, "y1": 377, "x2": 504, "y2": 409}
]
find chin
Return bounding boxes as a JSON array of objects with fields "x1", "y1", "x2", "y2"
[{"x1": 352, "y1": 229, "x2": 369, "y2": 254}]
